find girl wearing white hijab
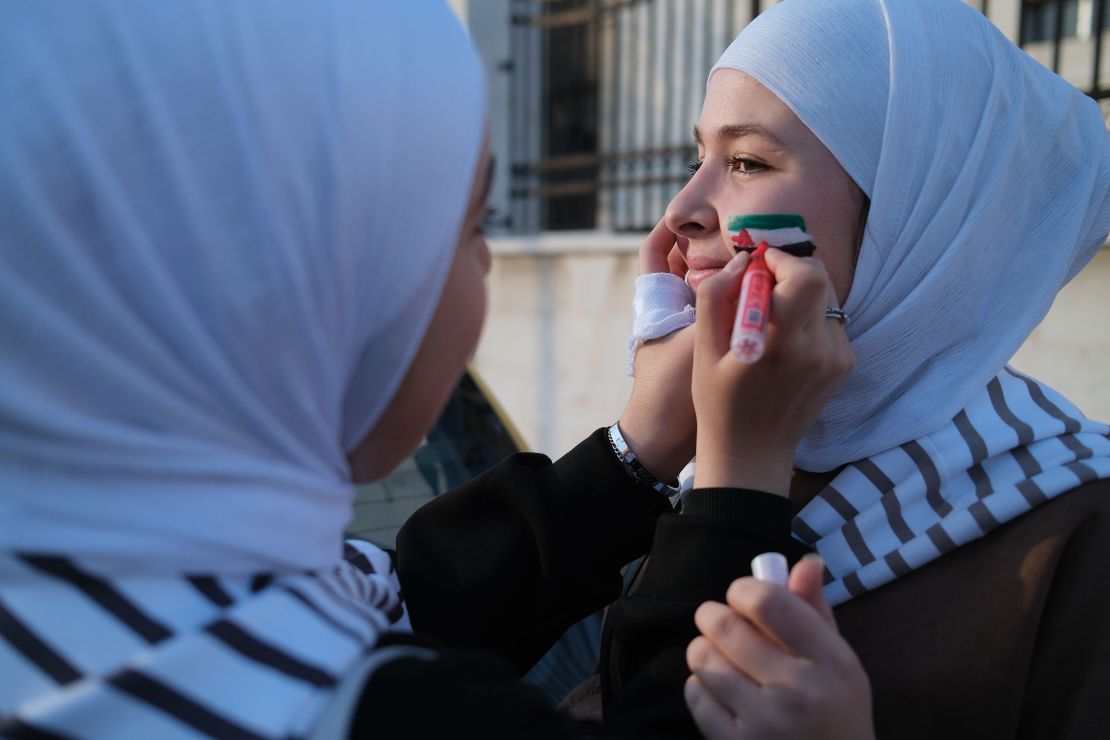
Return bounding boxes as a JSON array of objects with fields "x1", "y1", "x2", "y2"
[
  {"x1": 0, "y1": 1, "x2": 838, "y2": 738},
  {"x1": 604, "y1": 0, "x2": 1110, "y2": 737}
]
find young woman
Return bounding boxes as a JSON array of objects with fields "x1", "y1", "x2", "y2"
[{"x1": 604, "y1": 0, "x2": 1110, "y2": 737}]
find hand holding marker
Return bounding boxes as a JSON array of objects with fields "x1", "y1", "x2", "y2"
[{"x1": 726, "y1": 215, "x2": 817, "y2": 363}]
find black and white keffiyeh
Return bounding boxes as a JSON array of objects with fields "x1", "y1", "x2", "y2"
[
  {"x1": 0, "y1": 542, "x2": 408, "y2": 739},
  {"x1": 795, "y1": 368, "x2": 1110, "y2": 606}
]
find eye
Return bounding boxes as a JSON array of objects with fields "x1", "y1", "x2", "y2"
[
  {"x1": 726, "y1": 155, "x2": 769, "y2": 175},
  {"x1": 686, "y1": 159, "x2": 702, "y2": 176}
]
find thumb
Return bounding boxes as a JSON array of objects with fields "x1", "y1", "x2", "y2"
[
  {"x1": 693, "y1": 251, "x2": 748, "y2": 360},
  {"x1": 666, "y1": 242, "x2": 690, "y2": 279},
  {"x1": 788, "y1": 554, "x2": 836, "y2": 627}
]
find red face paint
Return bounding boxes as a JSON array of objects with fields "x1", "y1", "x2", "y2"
[{"x1": 730, "y1": 242, "x2": 772, "y2": 363}]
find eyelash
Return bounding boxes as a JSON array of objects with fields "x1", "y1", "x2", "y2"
[{"x1": 686, "y1": 156, "x2": 770, "y2": 177}]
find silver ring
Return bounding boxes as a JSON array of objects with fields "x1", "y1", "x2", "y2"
[{"x1": 824, "y1": 307, "x2": 849, "y2": 325}]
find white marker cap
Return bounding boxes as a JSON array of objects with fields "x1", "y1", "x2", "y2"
[{"x1": 751, "y1": 552, "x2": 789, "y2": 586}]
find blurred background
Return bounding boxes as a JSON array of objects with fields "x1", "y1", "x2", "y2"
[{"x1": 446, "y1": 0, "x2": 1110, "y2": 459}]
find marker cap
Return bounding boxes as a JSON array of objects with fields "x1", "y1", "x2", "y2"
[{"x1": 751, "y1": 552, "x2": 789, "y2": 586}]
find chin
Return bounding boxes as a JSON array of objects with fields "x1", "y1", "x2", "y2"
[{"x1": 347, "y1": 420, "x2": 427, "y2": 484}]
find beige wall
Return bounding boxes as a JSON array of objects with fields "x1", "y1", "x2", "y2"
[
  {"x1": 472, "y1": 240, "x2": 639, "y2": 457},
  {"x1": 1011, "y1": 248, "x2": 1110, "y2": 422},
  {"x1": 474, "y1": 241, "x2": 1110, "y2": 458}
]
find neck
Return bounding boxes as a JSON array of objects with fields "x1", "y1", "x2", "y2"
[{"x1": 789, "y1": 465, "x2": 846, "y2": 514}]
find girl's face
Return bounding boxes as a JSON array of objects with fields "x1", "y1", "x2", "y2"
[
  {"x1": 666, "y1": 70, "x2": 866, "y2": 304},
  {"x1": 347, "y1": 138, "x2": 493, "y2": 483}
]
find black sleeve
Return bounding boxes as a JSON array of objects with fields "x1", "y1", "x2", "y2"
[
  {"x1": 602, "y1": 489, "x2": 812, "y2": 737},
  {"x1": 396, "y1": 427, "x2": 673, "y2": 673},
  {"x1": 351, "y1": 634, "x2": 583, "y2": 740},
  {"x1": 391, "y1": 428, "x2": 809, "y2": 737}
]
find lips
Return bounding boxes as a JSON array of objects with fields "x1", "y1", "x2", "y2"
[
  {"x1": 684, "y1": 256, "x2": 730, "y2": 290},
  {"x1": 684, "y1": 268, "x2": 722, "y2": 290}
]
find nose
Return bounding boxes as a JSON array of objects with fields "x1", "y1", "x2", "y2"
[{"x1": 664, "y1": 173, "x2": 719, "y2": 241}]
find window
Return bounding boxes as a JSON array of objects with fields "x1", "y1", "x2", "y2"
[
  {"x1": 1020, "y1": 0, "x2": 1110, "y2": 44},
  {"x1": 508, "y1": 0, "x2": 755, "y2": 233},
  {"x1": 1019, "y1": 0, "x2": 1108, "y2": 99}
]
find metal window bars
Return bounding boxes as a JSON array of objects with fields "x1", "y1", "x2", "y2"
[
  {"x1": 508, "y1": 0, "x2": 756, "y2": 232},
  {"x1": 1019, "y1": 0, "x2": 1108, "y2": 100},
  {"x1": 506, "y1": 0, "x2": 1107, "y2": 235}
]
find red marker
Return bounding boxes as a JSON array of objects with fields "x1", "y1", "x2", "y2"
[{"x1": 730, "y1": 241, "x2": 772, "y2": 363}]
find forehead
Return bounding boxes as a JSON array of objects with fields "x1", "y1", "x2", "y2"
[{"x1": 698, "y1": 69, "x2": 808, "y2": 147}]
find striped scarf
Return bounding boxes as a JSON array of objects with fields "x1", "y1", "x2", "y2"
[
  {"x1": 0, "y1": 541, "x2": 407, "y2": 739},
  {"x1": 794, "y1": 368, "x2": 1110, "y2": 606}
]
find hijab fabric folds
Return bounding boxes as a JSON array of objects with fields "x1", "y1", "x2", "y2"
[
  {"x1": 711, "y1": 0, "x2": 1110, "y2": 604},
  {"x1": 0, "y1": 0, "x2": 486, "y2": 573},
  {"x1": 712, "y1": 0, "x2": 1110, "y2": 471},
  {"x1": 0, "y1": 1, "x2": 484, "y2": 736}
]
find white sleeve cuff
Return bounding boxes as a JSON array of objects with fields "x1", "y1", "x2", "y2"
[{"x1": 626, "y1": 273, "x2": 696, "y2": 376}]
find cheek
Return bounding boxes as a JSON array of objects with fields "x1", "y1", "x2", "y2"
[
  {"x1": 809, "y1": 193, "x2": 863, "y2": 304},
  {"x1": 758, "y1": 174, "x2": 860, "y2": 305}
]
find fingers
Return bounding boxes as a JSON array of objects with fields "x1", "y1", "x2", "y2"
[
  {"x1": 693, "y1": 251, "x2": 749, "y2": 360},
  {"x1": 692, "y1": 601, "x2": 799, "y2": 685},
  {"x1": 758, "y1": 249, "x2": 854, "y2": 384},
  {"x1": 666, "y1": 242, "x2": 689, "y2": 279},
  {"x1": 761, "y1": 248, "x2": 834, "y2": 328},
  {"x1": 639, "y1": 218, "x2": 680, "y2": 275},
  {"x1": 788, "y1": 555, "x2": 837, "y2": 628},
  {"x1": 684, "y1": 676, "x2": 746, "y2": 740},
  {"x1": 724, "y1": 577, "x2": 837, "y2": 660},
  {"x1": 687, "y1": 634, "x2": 765, "y2": 699}
]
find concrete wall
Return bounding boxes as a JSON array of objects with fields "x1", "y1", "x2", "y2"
[
  {"x1": 472, "y1": 236, "x2": 641, "y2": 456},
  {"x1": 1011, "y1": 248, "x2": 1110, "y2": 422},
  {"x1": 474, "y1": 241, "x2": 1110, "y2": 458}
]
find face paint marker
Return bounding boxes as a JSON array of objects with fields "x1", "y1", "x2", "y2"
[
  {"x1": 731, "y1": 241, "x2": 773, "y2": 363},
  {"x1": 726, "y1": 214, "x2": 818, "y2": 363}
]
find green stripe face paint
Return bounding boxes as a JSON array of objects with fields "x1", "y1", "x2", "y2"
[{"x1": 727, "y1": 214, "x2": 816, "y2": 257}]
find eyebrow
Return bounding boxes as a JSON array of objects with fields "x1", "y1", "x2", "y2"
[{"x1": 693, "y1": 123, "x2": 787, "y2": 148}]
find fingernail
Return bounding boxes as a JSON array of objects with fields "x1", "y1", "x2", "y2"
[{"x1": 802, "y1": 552, "x2": 826, "y2": 569}]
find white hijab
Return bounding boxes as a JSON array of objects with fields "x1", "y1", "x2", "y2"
[
  {"x1": 0, "y1": 0, "x2": 486, "y2": 573},
  {"x1": 710, "y1": 0, "x2": 1110, "y2": 605},
  {"x1": 712, "y1": 0, "x2": 1110, "y2": 472}
]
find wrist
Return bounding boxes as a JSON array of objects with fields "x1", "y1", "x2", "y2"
[
  {"x1": 607, "y1": 422, "x2": 681, "y2": 493},
  {"x1": 615, "y1": 413, "x2": 693, "y2": 484},
  {"x1": 693, "y1": 446, "x2": 792, "y2": 497}
]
